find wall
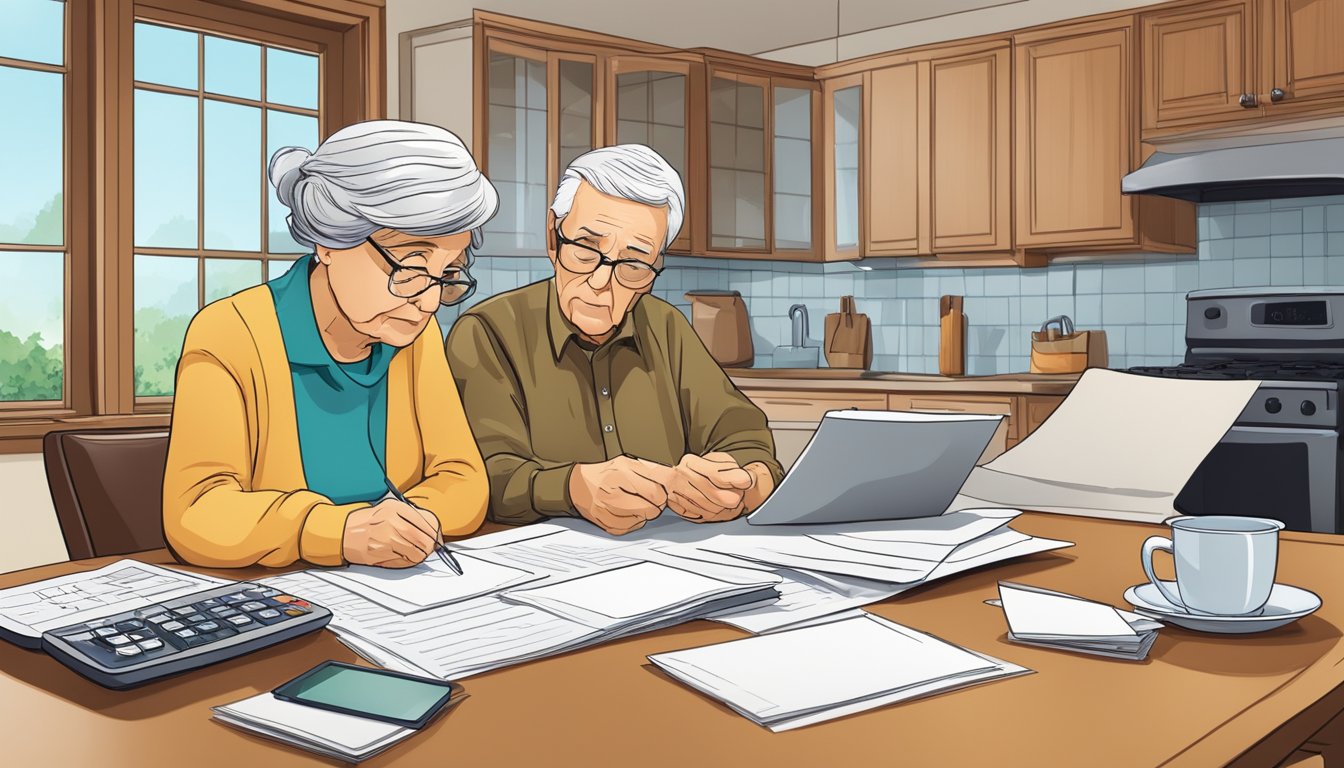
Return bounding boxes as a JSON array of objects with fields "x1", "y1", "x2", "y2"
[
  {"x1": 443, "y1": 196, "x2": 1344, "y2": 373},
  {"x1": 0, "y1": 453, "x2": 69, "y2": 574}
]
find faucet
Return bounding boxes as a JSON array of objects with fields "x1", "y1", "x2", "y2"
[{"x1": 788, "y1": 304, "x2": 809, "y2": 348}]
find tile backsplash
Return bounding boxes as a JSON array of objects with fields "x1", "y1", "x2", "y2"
[{"x1": 443, "y1": 196, "x2": 1344, "y2": 374}]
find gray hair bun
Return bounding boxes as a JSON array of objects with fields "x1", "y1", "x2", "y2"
[{"x1": 267, "y1": 120, "x2": 499, "y2": 251}]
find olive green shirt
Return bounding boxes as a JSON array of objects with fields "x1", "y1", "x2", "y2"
[{"x1": 445, "y1": 279, "x2": 783, "y2": 525}]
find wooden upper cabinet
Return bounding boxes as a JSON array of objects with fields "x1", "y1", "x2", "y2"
[
  {"x1": 1268, "y1": 0, "x2": 1344, "y2": 107},
  {"x1": 929, "y1": 44, "x2": 1012, "y2": 253},
  {"x1": 606, "y1": 56, "x2": 700, "y2": 253},
  {"x1": 1141, "y1": 0, "x2": 1259, "y2": 131},
  {"x1": 864, "y1": 62, "x2": 929, "y2": 256},
  {"x1": 1016, "y1": 20, "x2": 1136, "y2": 247}
]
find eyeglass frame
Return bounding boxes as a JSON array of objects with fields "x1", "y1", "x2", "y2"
[
  {"x1": 553, "y1": 221, "x2": 666, "y2": 288},
  {"x1": 364, "y1": 235, "x2": 478, "y2": 306}
]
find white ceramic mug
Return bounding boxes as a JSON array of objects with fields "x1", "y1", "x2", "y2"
[{"x1": 1141, "y1": 516, "x2": 1284, "y2": 616}]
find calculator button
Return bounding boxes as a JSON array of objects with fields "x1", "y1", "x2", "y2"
[
  {"x1": 172, "y1": 607, "x2": 194, "y2": 616},
  {"x1": 115, "y1": 620, "x2": 144, "y2": 632},
  {"x1": 137, "y1": 639, "x2": 164, "y2": 651},
  {"x1": 104, "y1": 635, "x2": 131, "y2": 647},
  {"x1": 184, "y1": 614, "x2": 205, "y2": 623},
  {"x1": 174, "y1": 628, "x2": 197, "y2": 638},
  {"x1": 272, "y1": 595, "x2": 295, "y2": 603},
  {"x1": 199, "y1": 598, "x2": 220, "y2": 607},
  {"x1": 283, "y1": 608, "x2": 308, "y2": 617},
  {"x1": 290, "y1": 600, "x2": 311, "y2": 609},
  {"x1": 257, "y1": 609, "x2": 281, "y2": 619},
  {"x1": 214, "y1": 609, "x2": 238, "y2": 618},
  {"x1": 115, "y1": 645, "x2": 142, "y2": 657},
  {"x1": 220, "y1": 594, "x2": 244, "y2": 604},
  {"x1": 128, "y1": 631, "x2": 152, "y2": 642},
  {"x1": 226, "y1": 615, "x2": 252, "y2": 626},
  {"x1": 64, "y1": 631, "x2": 96, "y2": 643},
  {"x1": 147, "y1": 614, "x2": 172, "y2": 625},
  {"x1": 196, "y1": 621, "x2": 220, "y2": 632},
  {"x1": 256, "y1": 588, "x2": 280, "y2": 598},
  {"x1": 209, "y1": 606, "x2": 232, "y2": 615},
  {"x1": 161, "y1": 621, "x2": 184, "y2": 632},
  {"x1": 240, "y1": 602, "x2": 266, "y2": 612},
  {"x1": 94, "y1": 627, "x2": 119, "y2": 637}
]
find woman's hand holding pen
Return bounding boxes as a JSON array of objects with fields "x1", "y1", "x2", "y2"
[{"x1": 342, "y1": 499, "x2": 442, "y2": 568}]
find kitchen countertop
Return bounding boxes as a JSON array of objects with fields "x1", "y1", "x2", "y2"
[{"x1": 726, "y1": 367, "x2": 1082, "y2": 395}]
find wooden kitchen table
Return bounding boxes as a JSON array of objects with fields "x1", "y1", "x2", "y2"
[{"x1": 3, "y1": 513, "x2": 1344, "y2": 767}]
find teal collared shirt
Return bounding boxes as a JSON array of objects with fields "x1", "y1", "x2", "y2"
[{"x1": 269, "y1": 257, "x2": 392, "y2": 505}]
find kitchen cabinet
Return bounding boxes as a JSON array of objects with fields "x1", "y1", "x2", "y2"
[
  {"x1": 607, "y1": 56, "x2": 699, "y2": 253},
  {"x1": 773, "y1": 84, "x2": 818, "y2": 253},
  {"x1": 1140, "y1": 0, "x2": 1259, "y2": 132},
  {"x1": 482, "y1": 44, "x2": 551, "y2": 256},
  {"x1": 1268, "y1": 0, "x2": 1344, "y2": 108},
  {"x1": 553, "y1": 54, "x2": 597, "y2": 178},
  {"x1": 864, "y1": 62, "x2": 928, "y2": 256},
  {"x1": 824, "y1": 75, "x2": 864, "y2": 260},
  {"x1": 1141, "y1": 0, "x2": 1344, "y2": 135},
  {"x1": 930, "y1": 43, "x2": 1013, "y2": 253},
  {"x1": 1016, "y1": 18, "x2": 1196, "y2": 253}
]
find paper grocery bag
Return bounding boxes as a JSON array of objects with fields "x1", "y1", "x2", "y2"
[
  {"x1": 1030, "y1": 316, "x2": 1108, "y2": 374},
  {"x1": 824, "y1": 296, "x2": 873, "y2": 369}
]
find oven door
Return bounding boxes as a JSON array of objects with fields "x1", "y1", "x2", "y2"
[{"x1": 1174, "y1": 427, "x2": 1339, "y2": 533}]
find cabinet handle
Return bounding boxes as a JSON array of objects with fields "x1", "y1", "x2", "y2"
[
  {"x1": 1270, "y1": 87, "x2": 1286, "y2": 103},
  {"x1": 1238, "y1": 92, "x2": 1258, "y2": 108}
]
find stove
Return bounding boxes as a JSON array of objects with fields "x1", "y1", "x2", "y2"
[{"x1": 1126, "y1": 288, "x2": 1343, "y2": 533}]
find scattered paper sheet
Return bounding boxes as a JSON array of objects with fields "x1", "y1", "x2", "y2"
[
  {"x1": 748, "y1": 410, "x2": 1003, "y2": 525},
  {"x1": 0, "y1": 560, "x2": 228, "y2": 645},
  {"x1": 995, "y1": 582, "x2": 1163, "y2": 661},
  {"x1": 311, "y1": 554, "x2": 541, "y2": 614},
  {"x1": 953, "y1": 370, "x2": 1259, "y2": 522},
  {"x1": 213, "y1": 692, "x2": 417, "y2": 763},
  {"x1": 648, "y1": 613, "x2": 1029, "y2": 731}
]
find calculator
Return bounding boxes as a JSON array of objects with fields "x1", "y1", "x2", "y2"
[{"x1": 40, "y1": 582, "x2": 332, "y2": 690}]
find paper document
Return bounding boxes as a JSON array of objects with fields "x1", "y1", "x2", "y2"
[
  {"x1": 953, "y1": 370, "x2": 1259, "y2": 522},
  {"x1": 648, "y1": 613, "x2": 1029, "y2": 731},
  {"x1": 995, "y1": 582, "x2": 1163, "y2": 661},
  {"x1": 748, "y1": 410, "x2": 1003, "y2": 525},
  {"x1": 500, "y1": 561, "x2": 779, "y2": 632},
  {"x1": 0, "y1": 560, "x2": 228, "y2": 647},
  {"x1": 213, "y1": 692, "x2": 438, "y2": 763},
  {"x1": 311, "y1": 554, "x2": 541, "y2": 614}
]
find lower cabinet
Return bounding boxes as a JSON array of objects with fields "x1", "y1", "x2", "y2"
[{"x1": 742, "y1": 387, "x2": 1071, "y2": 472}]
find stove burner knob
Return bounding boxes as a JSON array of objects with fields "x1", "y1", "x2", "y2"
[
  {"x1": 1204, "y1": 307, "x2": 1222, "y2": 320},
  {"x1": 1265, "y1": 397, "x2": 1282, "y2": 414},
  {"x1": 1301, "y1": 400, "x2": 1317, "y2": 416}
]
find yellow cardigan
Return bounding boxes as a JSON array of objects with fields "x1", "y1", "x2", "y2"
[{"x1": 162, "y1": 284, "x2": 488, "y2": 568}]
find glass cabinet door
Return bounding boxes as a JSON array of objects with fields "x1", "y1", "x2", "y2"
[
  {"x1": 556, "y1": 58, "x2": 593, "y2": 176},
  {"x1": 832, "y1": 84, "x2": 862, "y2": 253},
  {"x1": 614, "y1": 69, "x2": 688, "y2": 193},
  {"x1": 773, "y1": 85, "x2": 812, "y2": 251},
  {"x1": 709, "y1": 75, "x2": 766, "y2": 250},
  {"x1": 485, "y1": 51, "x2": 547, "y2": 255}
]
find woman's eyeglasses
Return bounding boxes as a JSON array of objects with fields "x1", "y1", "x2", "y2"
[
  {"x1": 365, "y1": 236, "x2": 477, "y2": 307},
  {"x1": 554, "y1": 223, "x2": 665, "y2": 289}
]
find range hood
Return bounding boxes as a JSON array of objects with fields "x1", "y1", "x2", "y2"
[{"x1": 1122, "y1": 119, "x2": 1344, "y2": 203}]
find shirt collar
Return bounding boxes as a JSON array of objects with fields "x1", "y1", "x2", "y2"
[
  {"x1": 546, "y1": 279, "x2": 642, "y2": 361},
  {"x1": 269, "y1": 256, "x2": 394, "y2": 384}
]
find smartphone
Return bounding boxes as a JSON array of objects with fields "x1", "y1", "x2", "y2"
[{"x1": 272, "y1": 661, "x2": 460, "y2": 730}]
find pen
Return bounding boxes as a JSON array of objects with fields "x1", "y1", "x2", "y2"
[{"x1": 384, "y1": 478, "x2": 464, "y2": 575}]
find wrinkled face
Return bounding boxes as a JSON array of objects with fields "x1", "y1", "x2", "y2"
[
  {"x1": 317, "y1": 228, "x2": 473, "y2": 348},
  {"x1": 547, "y1": 182, "x2": 668, "y2": 342}
]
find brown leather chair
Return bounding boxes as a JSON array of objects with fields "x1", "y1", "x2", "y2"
[{"x1": 43, "y1": 426, "x2": 171, "y2": 560}]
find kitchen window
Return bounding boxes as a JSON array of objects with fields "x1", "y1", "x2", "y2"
[
  {"x1": 131, "y1": 21, "x2": 319, "y2": 398},
  {"x1": 0, "y1": 0, "x2": 379, "y2": 452}
]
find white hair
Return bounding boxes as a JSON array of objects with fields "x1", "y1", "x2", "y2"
[
  {"x1": 550, "y1": 145, "x2": 684, "y2": 250},
  {"x1": 268, "y1": 120, "x2": 498, "y2": 251}
]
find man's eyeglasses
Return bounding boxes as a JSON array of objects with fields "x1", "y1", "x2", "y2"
[
  {"x1": 554, "y1": 223, "x2": 664, "y2": 289},
  {"x1": 365, "y1": 236, "x2": 477, "y2": 306}
]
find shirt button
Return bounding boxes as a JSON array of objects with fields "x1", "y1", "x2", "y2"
[
  {"x1": 603, "y1": 424, "x2": 613, "y2": 433},
  {"x1": 601, "y1": 387, "x2": 610, "y2": 397}
]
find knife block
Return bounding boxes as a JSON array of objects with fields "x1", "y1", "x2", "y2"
[{"x1": 939, "y1": 295, "x2": 966, "y2": 376}]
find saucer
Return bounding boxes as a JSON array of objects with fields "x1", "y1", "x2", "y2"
[{"x1": 1123, "y1": 582, "x2": 1322, "y2": 634}]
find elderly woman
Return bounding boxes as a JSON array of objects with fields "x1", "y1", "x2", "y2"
[{"x1": 163, "y1": 120, "x2": 496, "y2": 569}]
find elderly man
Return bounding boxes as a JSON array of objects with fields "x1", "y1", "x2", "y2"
[{"x1": 446, "y1": 144, "x2": 782, "y2": 535}]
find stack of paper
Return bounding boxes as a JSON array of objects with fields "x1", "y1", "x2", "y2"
[
  {"x1": 648, "y1": 613, "x2": 1029, "y2": 731},
  {"x1": 212, "y1": 691, "x2": 461, "y2": 763},
  {"x1": 994, "y1": 582, "x2": 1162, "y2": 661},
  {"x1": 500, "y1": 561, "x2": 779, "y2": 633},
  {"x1": 310, "y1": 554, "x2": 541, "y2": 613}
]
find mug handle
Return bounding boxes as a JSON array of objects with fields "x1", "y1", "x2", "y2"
[{"x1": 1141, "y1": 536, "x2": 1186, "y2": 610}]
